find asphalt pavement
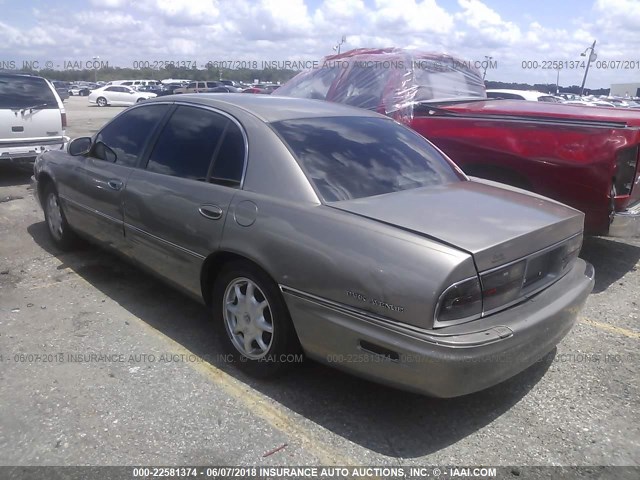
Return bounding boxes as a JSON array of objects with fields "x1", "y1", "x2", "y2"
[{"x1": 0, "y1": 96, "x2": 638, "y2": 469}]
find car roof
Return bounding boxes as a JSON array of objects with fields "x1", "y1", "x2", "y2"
[
  {"x1": 146, "y1": 93, "x2": 383, "y2": 123},
  {"x1": 0, "y1": 72, "x2": 44, "y2": 80}
]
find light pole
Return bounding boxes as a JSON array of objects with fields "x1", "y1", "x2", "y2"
[
  {"x1": 333, "y1": 35, "x2": 346, "y2": 55},
  {"x1": 556, "y1": 67, "x2": 561, "y2": 95},
  {"x1": 483, "y1": 56, "x2": 492, "y2": 80},
  {"x1": 92, "y1": 56, "x2": 99, "y2": 83},
  {"x1": 579, "y1": 40, "x2": 596, "y2": 97}
]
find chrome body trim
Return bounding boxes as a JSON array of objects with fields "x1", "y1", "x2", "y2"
[{"x1": 609, "y1": 201, "x2": 640, "y2": 237}]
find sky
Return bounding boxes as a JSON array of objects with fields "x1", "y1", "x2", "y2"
[{"x1": 1, "y1": 0, "x2": 639, "y2": 88}]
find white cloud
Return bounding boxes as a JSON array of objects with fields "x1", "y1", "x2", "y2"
[
  {"x1": 90, "y1": 0, "x2": 126, "y2": 8},
  {"x1": 455, "y1": 0, "x2": 521, "y2": 45},
  {"x1": 0, "y1": 0, "x2": 638, "y2": 86},
  {"x1": 372, "y1": 0, "x2": 454, "y2": 34}
]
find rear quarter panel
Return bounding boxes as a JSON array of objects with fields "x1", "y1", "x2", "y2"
[{"x1": 220, "y1": 191, "x2": 476, "y2": 331}]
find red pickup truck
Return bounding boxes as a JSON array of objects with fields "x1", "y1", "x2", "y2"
[{"x1": 276, "y1": 48, "x2": 640, "y2": 236}]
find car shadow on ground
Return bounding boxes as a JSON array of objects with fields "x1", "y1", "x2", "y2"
[
  {"x1": 0, "y1": 164, "x2": 32, "y2": 188},
  {"x1": 580, "y1": 236, "x2": 640, "y2": 294},
  {"x1": 28, "y1": 221, "x2": 554, "y2": 458}
]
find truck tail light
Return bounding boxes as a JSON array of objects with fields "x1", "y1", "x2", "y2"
[
  {"x1": 61, "y1": 112, "x2": 67, "y2": 129},
  {"x1": 614, "y1": 146, "x2": 639, "y2": 196}
]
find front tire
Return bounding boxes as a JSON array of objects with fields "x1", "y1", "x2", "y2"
[
  {"x1": 212, "y1": 261, "x2": 301, "y2": 377},
  {"x1": 96, "y1": 97, "x2": 107, "y2": 107},
  {"x1": 136, "y1": 98, "x2": 145, "y2": 103},
  {"x1": 42, "y1": 184, "x2": 78, "y2": 251}
]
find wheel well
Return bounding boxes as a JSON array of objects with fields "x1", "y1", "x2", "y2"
[
  {"x1": 37, "y1": 173, "x2": 54, "y2": 208},
  {"x1": 463, "y1": 164, "x2": 533, "y2": 191},
  {"x1": 200, "y1": 251, "x2": 270, "y2": 306}
]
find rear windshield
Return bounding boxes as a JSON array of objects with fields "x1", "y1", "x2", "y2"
[
  {"x1": 0, "y1": 75, "x2": 58, "y2": 109},
  {"x1": 273, "y1": 116, "x2": 461, "y2": 202}
]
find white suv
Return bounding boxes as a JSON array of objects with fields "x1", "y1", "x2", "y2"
[{"x1": 0, "y1": 73, "x2": 67, "y2": 164}]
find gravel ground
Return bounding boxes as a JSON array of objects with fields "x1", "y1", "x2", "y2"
[{"x1": 0, "y1": 96, "x2": 638, "y2": 472}]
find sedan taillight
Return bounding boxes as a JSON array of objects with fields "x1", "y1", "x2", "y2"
[{"x1": 435, "y1": 277, "x2": 482, "y2": 325}]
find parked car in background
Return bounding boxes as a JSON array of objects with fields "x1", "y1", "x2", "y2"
[
  {"x1": 0, "y1": 73, "x2": 67, "y2": 164},
  {"x1": 88, "y1": 85, "x2": 156, "y2": 106},
  {"x1": 486, "y1": 89, "x2": 562, "y2": 102},
  {"x1": 136, "y1": 85, "x2": 167, "y2": 95},
  {"x1": 243, "y1": 84, "x2": 279, "y2": 94},
  {"x1": 31, "y1": 94, "x2": 594, "y2": 397},
  {"x1": 277, "y1": 48, "x2": 640, "y2": 237},
  {"x1": 154, "y1": 84, "x2": 185, "y2": 96},
  {"x1": 68, "y1": 84, "x2": 92, "y2": 96},
  {"x1": 52, "y1": 81, "x2": 70, "y2": 102},
  {"x1": 173, "y1": 81, "x2": 222, "y2": 94},
  {"x1": 109, "y1": 80, "x2": 162, "y2": 88},
  {"x1": 210, "y1": 85, "x2": 242, "y2": 93}
]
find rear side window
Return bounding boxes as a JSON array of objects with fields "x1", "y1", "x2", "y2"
[
  {"x1": 273, "y1": 116, "x2": 460, "y2": 202},
  {"x1": 94, "y1": 104, "x2": 169, "y2": 167},
  {"x1": 211, "y1": 123, "x2": 245, "y2": 186},
  {"x1": 145, "y1": 106, "x2": 228, "y2": 180},
  {"x1": 0, "y1": 75, "x2": 57, "y2": 109}
]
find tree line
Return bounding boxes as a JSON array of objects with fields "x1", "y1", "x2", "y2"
[
  {"x1": 12, "y1": 65, "x2": 611, "y2": 95},
  {"x1": 16, "y1": 65, "x2": 299, "y2": 84},
  {"x1": 485, "y1": 81, "x2": 610, "y2": 96}
]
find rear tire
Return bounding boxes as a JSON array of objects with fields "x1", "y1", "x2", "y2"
[
  {"x1": 96, "y1": 97, "x2": 107, "y2": 107},
  {"x1": 212, "y1": 261, "x2": 302, "y2": 378},
  {"x1": 42, "y1": 184, "x2": 78, "y2": 251},
  {"x1": 136, "y1": 98, "x2": 145, "y2": 103}
]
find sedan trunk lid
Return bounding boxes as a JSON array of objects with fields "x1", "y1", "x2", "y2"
[{"x1": 329, "y1": 179, "x2": 585, "y2": 272}]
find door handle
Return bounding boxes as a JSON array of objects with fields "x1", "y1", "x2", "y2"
[
  {"x1": 107, "y1": 180, "x2": 123, "y2": 191},
  {"x1": 199, "y1": 205, "x2": 223, "y2": 220}
]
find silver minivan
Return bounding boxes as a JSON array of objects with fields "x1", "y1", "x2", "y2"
[{"x1": 0, "y1": 73, "x2": 67, "y2": 164}]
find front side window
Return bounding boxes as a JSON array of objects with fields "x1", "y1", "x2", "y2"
[
  {"x1": 94, "y1": 104, "x2": 169, "y2": 167},
  {"x1": 273, "y1": 116, "x2": 461, "y2": 202},
  {"x1": 145, "y1": 106, "x2": 228, "y2": 180}
]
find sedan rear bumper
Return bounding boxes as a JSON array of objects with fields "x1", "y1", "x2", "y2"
[
  {"x1": 609, "y1": 201, "x2": 640, "y2": 237},
  {"x1": 284, "y1": 258, "x2": 594, "y2": 398}
]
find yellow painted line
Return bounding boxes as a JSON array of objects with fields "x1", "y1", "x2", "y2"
[
  {"x1": 580, "y1": 318, "x2": 640, "y2": 340},
  {"x1": 25, "y1": 262, "x2": 363, "y2": 468},
  {"x1": 134, "y1": 317, "x2": 357, "y2": 467}
]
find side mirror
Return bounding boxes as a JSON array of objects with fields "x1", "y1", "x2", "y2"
[
  {"x1": 94, "y1": 141, "x2": 117, "y2": 163},
  {"x1": 68, "y1": 137, "x2": 92, "y2": 156}
]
